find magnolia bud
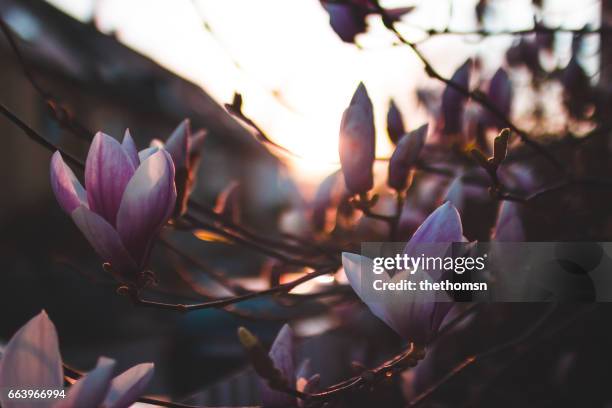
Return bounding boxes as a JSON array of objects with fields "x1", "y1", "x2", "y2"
[
  {"x1": 339, "y1": 82, "x2": 376, "y2": 194},
  {"x1": 386, "y1": 99, "x2": 405, "y2": 145},
  {"x1": 388, "y1": 124, "x2": 428, "y2": 191}
]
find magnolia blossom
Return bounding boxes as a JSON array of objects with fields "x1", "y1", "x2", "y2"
[
  {"x1": 50, "y1": 131, "x2": 176, "y2": 283},
  {"x1": 339, "y1": 83, "x2": 375, "y2": 194},
  {"x1": 259, "y1": 325, "x2": 319, "y2": 408},
  {"x1": 387, "y1": 124, "x2": 428, "y2": 191},
  {"x1": 0, "y1": 311, "x2": 154, "y2": 408},
  {"x1": 150, "y1": 119, "x2": 206, "y2": 217},
  {"x1": 342, "y1": 202, "x2": 464, "y2": 345}
]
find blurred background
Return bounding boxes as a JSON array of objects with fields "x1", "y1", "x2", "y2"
[{"x1": 2, "y1": 0, "x2": 612, "y2": 407}]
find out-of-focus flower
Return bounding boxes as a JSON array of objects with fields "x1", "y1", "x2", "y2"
[
  {"x1": 386, "y1": 99, "x2": 406, "y2": 145},
  {"x1": 388, "y1": 124, "x2": 428, "y2": 191},
  {"x1": 561, "y1": 57, "x2": 593, "y2": 119},
  {"x1": 342, "y1": 202, "x2": 463, "y2": 345},
  {"x1": 505, "y1": 39, "x2": 542, "y2": 76},
  {"x1": 151, "y1": 119, "x2": 206, "y2": 217},
  {"x1": 498, "y1": 163, "x2": 539, "y2": 194},
  {"x1": 321, "y1": 1, "x2": 368, "y2": 43},
  {"x1": 493, "y1": 201, "x2": 525, "y2": 241},
  {"x1": 475, "y1": 0, "x2": 488, "y2": 25},
  {"x1": 321, "y1": 1, "x2": 414, "y2": 43},
  {"x1": 438, "y1": 59, "x2": 471, "y2": 138},
  {"x1": 0, "y1": 311, "x2": 154, "y2": 408},
  {"x1": 259, "y1": 325, "x2": 319, "y2": 408},
  {"x1": 444, "y1": 169, "x2": 489, "y2": 213},
  {"x1": 535, "y1": 23, "x2": 554, "y2": 52},
  {"x1": 311, "y1": 170, "x2": 343, "y2": 231},
  {"x1": 339, "y1": 82, "x2": 376, "y2": 194},
  {"x1": 50, "y1": 131, "x2": 176, "y2": 284},
  {"x1": 484, "y1": 68, "x2": 513, "y2": 130}
]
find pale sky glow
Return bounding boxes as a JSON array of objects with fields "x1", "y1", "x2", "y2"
[{"x1": 45, "y1": 0, "x2": 600, "y2": 184}]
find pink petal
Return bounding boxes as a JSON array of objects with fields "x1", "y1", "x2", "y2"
[
  {"x1": 260, "y1": 324, "x2": 296, "y2": 408},
  {"x1": 103, "y1": 363, "x2": 154, "y2": 408},
  {"x1": 122, "y1": 129, "x2": 140, "y2": 168},
  {"x1": 71, "y1": 206, "x2": 137, "y2": 277},
  {"x1": 164, "y1": 119, "x2": 190, "y2": 170},
  {"x1": 269, "y1": 324, "x2": 295, "y2": 382},
  {"x1": 189, "y1": 129, "x2": 207, "y2": 155},
  {"x1": 404, "y1": 202, "x2": 464, "y2": 256},
  {"x1": 116, "y1": 150, "x2": 176, "y2": 268},
  {"x1": 493, "y1": 201, "x2": 525, "y2": 241},
  {"x1": 138, "y1": 146, "x2": 158, "y2": 163},
  {"x1": 50, "y1": 151, "x2": 87, "y2": 214},
  {"x1": 0, "y1": 311, "x2": 63, "y2": 408},
  {"x1": 54, "y1": 357, "x2": 115, "y2": 408},
  {"x1": 85, "y1": 132, "x2": 136, "y2": 226}
]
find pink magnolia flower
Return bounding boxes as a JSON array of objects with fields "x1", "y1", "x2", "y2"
[
  {"x1": 339, "y1": 83, "x2": 376, "y2": 194},
  {"x1": 50, "y1": 131, "x2": 176, "y2": 284},
  {"x1": 259, "y1": 325, "x2": 319, "y2": 408},
  {"x1": 342, "y1": 202, "x2": 464, "y2": 345},
  {"x1": 0, "y1": 311, "x2": 154, "y2": 408},
  {"x1": 150, "y1": 119, "x2": 206, "y2": 217}
]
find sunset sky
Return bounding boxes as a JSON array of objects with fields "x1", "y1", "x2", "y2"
[{"x1": 45, "y1": 0, "x2": 600, "y2": 183}]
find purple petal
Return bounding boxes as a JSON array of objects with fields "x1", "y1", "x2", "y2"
[
  {"x1": 485, "y1": 68, "x2": 513, "y2": 129},
  {"x1": 189, "y1": 129, "x2": 207, "y2": 155},
  {"x1": 440, "y1": 59, "x2": 471, "y2": 136},
  {"x1": 385, "y1": 6, "x2": 415, "y2": 21},
  {"x1": 164, "y1": 119, "x2": 190, "y2": 171},
  {"x1": 71, "y1": 206, "x2": 137, "y2": 277},
  {"x1": 138, "y1": 146, "x2": 158, "y2": 163},
  {"x1": 103, "y1": 363, "x2": 154, "y2": 408},
  {"x1": 269, "y1": 324, "x2": 295, "y2": 382},
  {"x1": 122, "y1": 129, "x2": 140, "y2": 168},
  {"x1": 85, "y1": 132, "x2": 136, "y2": 226},
  {"x1": 339, "y1": 83, "x2": 376, "y2": 194},
  {"x1": 50, "y1": 151, "x2": 87, "y2": 214},
  {"x1": 0, "y1": 311, "x2": 63, "y2": 408},
  {"x1": 116, "y1": 150, "x2": 176, "y2": 268},
  {"x1": 55, "y1": 357, "x2": 115, "y2": 408},
  {"x1": 493, "y1": 201, "x2": 525, "y2": 241},
  {"x1": 388, "y1": 124, "x2": 428, "y2": 191},
  {"x1": 386, "y1": 99, "x2": 406, "y2": 145},
  {"x1": 260, "y1": 324, "x2": 296, "y2": 408},
  {"x1": 404, "y1": 202, "x2": 464, "y2": 256},
  {"x1": 323, "y1": 3, "x2": 367, "y2": 43},
  {"x1": 444, "y1": 170, "x2": 489, "y2": 212}
]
